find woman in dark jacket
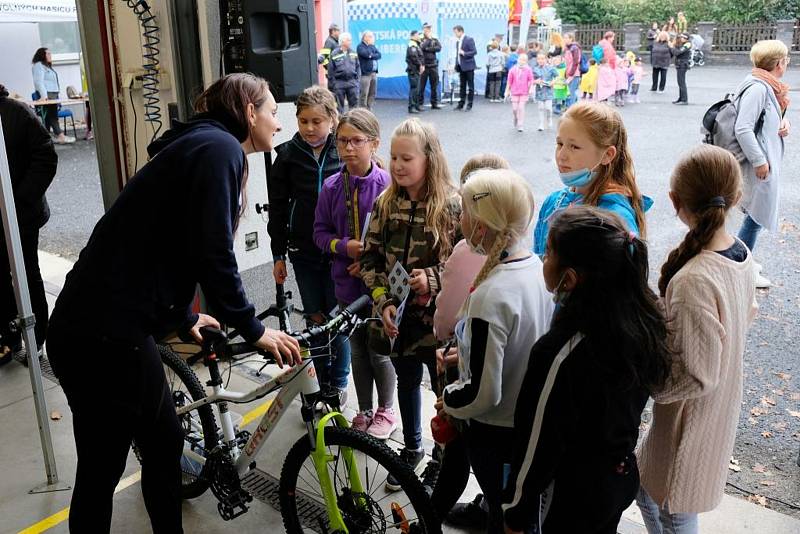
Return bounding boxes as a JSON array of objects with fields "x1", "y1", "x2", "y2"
[
  {"x1": 46, "y1": 73, "x2": 301, "y2": 533},
  {"x1": 650, "y1": 32, "x2": 672, "y2": 92}
]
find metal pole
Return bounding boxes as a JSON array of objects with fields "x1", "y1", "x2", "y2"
[{"x1": 0, "y1": 116, "x2": 67, "y2": 493}]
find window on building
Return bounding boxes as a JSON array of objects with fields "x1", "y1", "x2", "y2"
[{"x1": 38, "y1": 22, "x2": 81, "y2": 56}]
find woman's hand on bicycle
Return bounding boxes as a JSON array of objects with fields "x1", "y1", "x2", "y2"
[
  {"x1": 273, "y1": 260, "x2": 288, "y2": 284},
  {"x1": 382, "y1": 305, "x2": 399, "y2": 338},
  {"x1": 189, "y1": 314, "x2": 221, "y2": 343},
  {"x1": 255, "y1": 328, "x2": 302, "y2": 368}
]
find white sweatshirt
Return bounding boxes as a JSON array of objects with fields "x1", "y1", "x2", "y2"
[{"x1": 443, "y1": 254, "x2": 554, "y2": 427}]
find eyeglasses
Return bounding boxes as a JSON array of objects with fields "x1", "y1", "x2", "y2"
[{"x1": 336, "y1": 136, "x2": 370, "y2": 148}]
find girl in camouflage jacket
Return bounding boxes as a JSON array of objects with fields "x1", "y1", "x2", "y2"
[{"x1": 360, "y1": 118, "x2": 461, "y2": 483}]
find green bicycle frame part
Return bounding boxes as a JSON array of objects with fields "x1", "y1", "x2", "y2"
[{"x1": 311, "y1": 412, "x2": 366, "y2": 533}]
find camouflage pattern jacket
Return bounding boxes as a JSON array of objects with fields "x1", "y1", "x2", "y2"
[{"x1": 360, "y1": 190, "x2": 461, "y2": 358}]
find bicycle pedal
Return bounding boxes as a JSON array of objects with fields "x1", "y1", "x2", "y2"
[
  {"x1": 217, "y1": 496, "x2": 250, "y2": 521},
  {"x1": 391, "y1": 502, "x2": 410, "y2": 534}
]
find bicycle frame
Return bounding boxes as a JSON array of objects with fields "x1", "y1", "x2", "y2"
[{"x1": 175, "y1": 353, "x2": 364, "y2": 532}]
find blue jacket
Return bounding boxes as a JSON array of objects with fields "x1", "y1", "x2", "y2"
[
  {"x1": 32, "y1": 62, "x2": 59, "y2": 98},
  {"x1": 51, "y1": 118, "x2": 266, "y2": 343},
  {"x1": 357, "y1": 42, "x2": 381, "y2": 75},
  {"x1": 455, "y1": 35, "x2": 477, "y2": 72},
  {"x1": 329, "y1": 46, "x2": 361, "y2": 89},
  {"x1": 532, "y1": 64, "x2": 558, "y2": 101},
  {"x1": 532, "y1": 188, "x2": 654, "y2": 257}
]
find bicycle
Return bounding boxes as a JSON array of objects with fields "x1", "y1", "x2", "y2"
[{"x1": 154, "y1": 287, "x2": 440, "y2": 534}]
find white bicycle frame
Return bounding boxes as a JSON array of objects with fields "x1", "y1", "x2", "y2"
[{"x1": 176, "y1": 356, "x2": 321, "y2": 476}]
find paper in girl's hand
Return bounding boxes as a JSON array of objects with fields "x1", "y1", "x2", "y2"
[
  {"x1": 389, "y1": 295, "x2": 409, "y2": 352},
  {"x1": 388, "y1": 262, "x2": 411, "y2": 303},
  {"x1": 360, "y1": 211, "x2": 372, "y2": 244}
]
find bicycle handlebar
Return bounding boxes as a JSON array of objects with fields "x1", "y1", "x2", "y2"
[{"x1": 198, "y1": 294, "x2": 372, "y2": 361}]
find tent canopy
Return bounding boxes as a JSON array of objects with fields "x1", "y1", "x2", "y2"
[{"x1": 0, "y1": 0, "x2": 78, "y2": 23}]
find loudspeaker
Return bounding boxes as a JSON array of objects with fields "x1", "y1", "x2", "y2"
[{"x1": 221, "y1": 0, "x2": 317, "y2": 103}]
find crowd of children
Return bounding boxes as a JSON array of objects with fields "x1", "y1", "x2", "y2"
[{"x1": 266, "y1": 83, "x2": 757, "y2": 534}]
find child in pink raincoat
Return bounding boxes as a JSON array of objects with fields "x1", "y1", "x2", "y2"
[
  {"x1": 614, "y1": 57, "x2": 631, "y2": 106},
  {"x1": 595, "y1": 58, "x2": 616, "y2": 103}
]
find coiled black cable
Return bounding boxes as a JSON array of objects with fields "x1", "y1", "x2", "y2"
[{"x1": 125, "y1": 0, "x2": 163, "y2": 142}]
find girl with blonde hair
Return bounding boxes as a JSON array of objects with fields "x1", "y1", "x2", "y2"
[
  {"x1": 438, "y1": 169, "x2": 553, "y2": 533},
  {"x1": 360, "y1": 118, "x2": 461, "y2": 488}
]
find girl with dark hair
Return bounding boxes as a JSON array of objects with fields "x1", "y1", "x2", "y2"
[
  {"x1": 46, "y1": 73, "x2": 301, "y2": 532},
  {"x1": 503, "y1": 205, "x2": 672, "y2": 534},
  {"x1": 636, "y1": 145, "x2": 758, "y2": 533},
  {"x1": 31, "y1": 47, "x2": 74, "y2": 143}
]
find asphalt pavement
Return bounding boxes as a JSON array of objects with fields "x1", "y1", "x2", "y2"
[{"x1": 37, "y1": 64, "x2": 800, "y2": 518}]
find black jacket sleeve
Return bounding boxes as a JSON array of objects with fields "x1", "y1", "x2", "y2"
[
  {"x1": 191, "y1": 148, "x2": 265, "y2": 342},
  {"x1": 15, "y1": 105, "x2": 57, "y2": 212},
  {"x1": 267, "y1": 146, "x2": 291, "y2": 259},
  {"x1": 503, "y1": 338, "x2": 575, "y2": 531}
]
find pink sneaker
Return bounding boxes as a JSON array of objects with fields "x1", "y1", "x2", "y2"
[
  {"x1": 351, "y1": 412, "x2": 372, "y2": 432},
  {"x1": 366, "y1": 407, "x2": 397, "y2": 440}
]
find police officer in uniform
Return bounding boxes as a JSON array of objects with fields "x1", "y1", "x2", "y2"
[
  {"x1": 419, "y1": 23, "x2": 443, "y2": 109},
  {"x1": 406, "y1": 31, "x2": 425, "y2": 114},
  {"x1": 318, "y1": 23, "x2": 341, "y2": 91},
  {"x1": 329, "y1": 32, "x2": 361, "y2": 113},
  {"x1": 671, "y1": 33, "x2": 692, "y2": 105}
]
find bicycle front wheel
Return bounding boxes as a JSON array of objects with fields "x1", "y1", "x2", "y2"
[
  {"x1": 159, "y1": 344, "x2": 219, "y2": 499},
  {"x1": 279, "y1": 426, "x2": 440, "y2": 534}
]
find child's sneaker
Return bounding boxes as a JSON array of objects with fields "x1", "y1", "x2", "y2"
[
  {"x1": 538, "y1": 124, "x2": 544, "y2": 131},
  {"x1": 351, "y1": 411, "x2": 373, "y2": 432},
  {"x1": 367, "y1": 407, "x2": 397, "y2": 440}
]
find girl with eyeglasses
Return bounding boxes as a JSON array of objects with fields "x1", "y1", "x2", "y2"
[
  {"x1": 436, "y1": 169, "x2": 553, "y2": 534},
  {"x1": 267, "y1": 85, "x2": 351, "y2": 403},
  {"x1": 313, "y1": 109, "x2": 397, "y2": 439}
]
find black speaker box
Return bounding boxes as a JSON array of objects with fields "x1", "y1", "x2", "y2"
[{"x1": 221, "y1": 0, "x2": 317, "y2": 102}]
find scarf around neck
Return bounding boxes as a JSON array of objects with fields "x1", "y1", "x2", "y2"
[{"x1": 752, "y1": 68, "x2": 790, "y2": 113}]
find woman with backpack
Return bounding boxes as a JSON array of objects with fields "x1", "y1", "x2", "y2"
[{"x1": 734, "y1": 39, "x2": 791, "y2": 288}]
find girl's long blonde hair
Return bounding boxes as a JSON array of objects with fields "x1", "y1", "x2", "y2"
[
  {"x1": 461, "y1": 169, "x2": 535, "y2": 290},
  {"x1": 378, "y1": 118, "x2": 457, "y2": 261},
  {"x1": 563, "y1": 102, "x2": 647, "y2": 238}
]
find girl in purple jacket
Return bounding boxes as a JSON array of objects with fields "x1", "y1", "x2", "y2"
[{"x1": 313, "y1": 109, "x2": 397, "y2": 439}]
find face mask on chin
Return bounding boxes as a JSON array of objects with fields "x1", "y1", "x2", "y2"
[
  {"x1": 466, "y1": 225, "x2": 487, "y2": 255},
  {"x1": 558, "y1": 156, "x2": 605, "y2": 189}
]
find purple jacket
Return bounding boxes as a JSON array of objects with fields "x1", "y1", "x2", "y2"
[{"x1": 314, "y1": 164, "x2": 390, "y2": 304}]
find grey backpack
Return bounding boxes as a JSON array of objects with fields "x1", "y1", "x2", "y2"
[{"x1": 701, "y1": 81, "x2": 765, "y2": 163}]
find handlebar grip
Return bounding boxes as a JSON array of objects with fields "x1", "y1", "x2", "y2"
[{"x1": 344, "y1": 295, "x2": 372, "y2": 316}]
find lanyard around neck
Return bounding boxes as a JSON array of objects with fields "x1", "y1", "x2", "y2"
[{"x1": 341, "y1": 169, "x2": 360, "y2": 241}]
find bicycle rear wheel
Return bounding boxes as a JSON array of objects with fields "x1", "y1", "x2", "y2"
[
  {"x1": 279, "y1": 426, "x2": 440, "y2": 534},
  {"x1": 159, "y1": 344, "x2": 219, "y2": 498}
]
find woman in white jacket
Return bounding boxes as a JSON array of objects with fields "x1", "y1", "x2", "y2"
[{"x1": 734, "y1": 40, "x2": 791, "y2": 288}]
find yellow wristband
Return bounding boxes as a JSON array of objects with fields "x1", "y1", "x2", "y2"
[
  {"x1": 330, "y1": 239, "x2": 340, "y2": 254},
  {"x1": 371, "y1": 287, "x2": 387, "y2": 301}
]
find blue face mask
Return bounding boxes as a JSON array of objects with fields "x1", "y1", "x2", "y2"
[{"x1": 558, "y1": 157, "x2": 604, "y2": 189}]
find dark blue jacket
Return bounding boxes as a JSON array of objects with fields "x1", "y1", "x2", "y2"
[
  {"x1": 357, "y1": 42, "x2": 381, "y2": 75},
  {"x1": 455, "y1": 35, "x2": 477, "y2": 72},
  {"x1": 50, "y1": 117, "x2": 265, "y2": 343},
  {"x1": 329, "y1": 46, "x2": 361, "y2": 89}
]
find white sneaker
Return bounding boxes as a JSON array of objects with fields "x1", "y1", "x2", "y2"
[
  {"x1": 517, "y1": 126, "x2": 524, "y2": 132},
  {"x1": 755, "y1": 273, "x2": 771, "y2": 289},
  {"x1": 538, "y1": 124, "x2": 544, "y2": 131}
]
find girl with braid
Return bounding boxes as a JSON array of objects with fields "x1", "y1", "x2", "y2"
[
  {"x1": 436, "y1": 169, "x2": 553, "y2": 534},
  {"x1": 636, "y1": 145, "x2": 758, "y2": 533}
]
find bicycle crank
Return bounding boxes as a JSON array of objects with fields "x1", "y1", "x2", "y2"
[{"x1": 206, "y1": 447, "x2": 253, "y2": 521}]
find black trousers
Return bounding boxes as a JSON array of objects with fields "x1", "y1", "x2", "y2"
[
  {"x1": 42, "y1": 91, "x2": 62, "y2": 136},
  {"x1": 47, "y1": 324, "x2": 184, "y2": 533},
  {"x1": 676, "y1": 67, "x2": 688, "y2": 102},
  {"x1": 407, "y1": 71, "x2": 421, "y2": 110},
  {"x1": 458, "y1": 69, "x2": 475, "y2": 107},
  {"x1": 419, "y1": 67, "x2": 439, "y2": 105},
  {"x1": 466, "y1": 420, "x2": 514, "y2": 534},
  {"x1": 430, "y1": 430, "x2": 471, "y2": 520},
  {"x1": 651, "y1": 67, "x2": 667, "y2": 91},
  {"x1": 335, "y1": 85, "x2": 359, "y2": 114},
  {"x1": 0, "y1": 229, "x2": 48, "y2": 347}
]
